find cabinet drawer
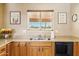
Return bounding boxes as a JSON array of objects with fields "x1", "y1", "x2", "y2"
[{"x1": 28, "y1": 42, "x2": 52, "y2": 46}]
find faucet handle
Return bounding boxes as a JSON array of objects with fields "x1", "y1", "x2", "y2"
[
  {"x1": 30, "y1": 38, "x2": 32, "y2": 40},
  {"x1": 48, "y1": 38, "x2": 50, "y2": 40}
]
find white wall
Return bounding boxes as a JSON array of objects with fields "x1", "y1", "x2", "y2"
[
  {"x1": 71, "y1": 4, "x2": 79, "y2": 38},
  {"x1": 4, "y1": 3, "x2": 72, "y2": 39}
]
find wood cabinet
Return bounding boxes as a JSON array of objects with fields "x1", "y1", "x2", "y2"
[
  {"x1": 39, "y1": 46, "x2": 52, "y2": 56},
  {"x1": 13, "y1": 42, "x2": 20, "y2": 56},
  {"x1": 0, "y1": 45, "x2": 6, "y2": 56},
  {"x1": 27, "y1": 42, "x2": 55, "y2": 56},
  {"x1": 10, "y1": 42, "x2": 27, "y2": 56},
  {"x1": 3, "y1": 41, "x2": 79, "y2": 56},
  {"x1": 19, "y1": 42, "x2": 27, "y2": 56},
  {"x1": 5, "y1": 41, "x2": 55, "y2": 56},
  {"x1": 6, "y1": 42, "x2": 14, "y2": 56},
  {"x1": 73, "y1": 42, "x2": 79, "y2": 56}
]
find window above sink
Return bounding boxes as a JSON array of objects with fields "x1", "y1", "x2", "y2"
[{"x1": 27, "y1": 10, "x2": 54, "y2": 30}]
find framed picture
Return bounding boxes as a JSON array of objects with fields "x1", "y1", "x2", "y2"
[
  {"x1": 72, "y1": 14, "x2": 77, "y2": 22},
  {"x1": 10, "y1": 11, "x2": 21, "y2": 24},
  {"x1": 58, "y1": 12, "x2": 67, "y2": 24}
]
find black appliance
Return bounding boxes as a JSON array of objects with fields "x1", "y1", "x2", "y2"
[{"x1": 55, "y1": 42, "x2": 73, "y2": 56}]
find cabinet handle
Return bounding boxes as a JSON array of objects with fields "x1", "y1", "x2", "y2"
[
  {"x1": 38, "y1": 48, "x2": 40, "y2": 52},
  {"x1": 28, "y1": 42, "x2": 30, "y2": 45},
  {"x1": 42, "y1": 48, "x2": 43, "y2": 52},
  {"x1": 25, "y1": 43, "x2": 27, "y2": 46},
  {"x1": 18, "y1": 43, "x2": 20, "y2": 47}
]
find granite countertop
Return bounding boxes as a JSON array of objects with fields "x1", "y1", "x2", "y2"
[
  {"x1": 0, "y1": 39, "x2": 5, "y2": 47},
  {"x1": 54, "y1": 36, "x2": 79, "y2": 42},
  {"x1": 0, "y1": 36, "x2": 79, "y2": 47},
  {"x1": 12, "y1": 36, "x2": 79, "y2": 42},
  {"x1": 0, "y1": 39, "x2": 12, "y2": 47}
]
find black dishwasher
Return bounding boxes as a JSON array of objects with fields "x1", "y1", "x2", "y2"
[{"x1": 55, "y1": 42, "x2": 73, "y2": 56}]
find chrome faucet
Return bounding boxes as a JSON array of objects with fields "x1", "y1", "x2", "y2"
[{"x1": 38, "y1": 35, "x2": 42, "y2": 40}]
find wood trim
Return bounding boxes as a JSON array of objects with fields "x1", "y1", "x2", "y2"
[{"x1": 27, "y1": 10, "x2": 54, "y2": 12}]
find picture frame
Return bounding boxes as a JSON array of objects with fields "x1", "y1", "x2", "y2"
[
  {"x1": 72, "y1": 14, "x2": 77, "y2": 22},
  {"x1": 58, "y1": 12, "x2": 67, "y2": 24},
  {"x1": 10, "y1": 11, "x2": 21, "y2": 25}
]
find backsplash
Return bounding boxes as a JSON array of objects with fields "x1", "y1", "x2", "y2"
[{"x1": 13, "y1": 29, "x2": 51, "y2": 39}]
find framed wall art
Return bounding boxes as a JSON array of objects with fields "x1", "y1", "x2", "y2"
[
  {"x1": 10, "y1": 11, "x2": 21, "y2": 25},
  {"x1": 58, "y1": 12, "x2": 67, "y2": 24},
  {"x1": 72, "y1": 14, "x2": 77, "y2": 22}
]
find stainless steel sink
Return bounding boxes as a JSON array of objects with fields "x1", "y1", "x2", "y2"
[{"x1": 30, "y1": 37, "x2": 51, "y2": 40}]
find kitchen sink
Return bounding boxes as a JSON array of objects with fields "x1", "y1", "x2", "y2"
[{"x1": 30, "y1": 37, "x2": 51, "y2": 40}]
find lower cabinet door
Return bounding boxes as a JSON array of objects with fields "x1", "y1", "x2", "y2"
[
  {"x1": 20, "y1": 42, "x2": 27, "y2": 56},
  {"x1": 29, "y1": 46, "x2": 52, "y2": 56},
  {"x1": 76, "y1": 42, "x2": 79, "y2": 56},
  {"x1": 27, "y1": 42, "x2": 54, "y2": 56},
  {"x1": 73, "y1": 42, "x2": 77, "y2": 56},
  {"x1": 40, "y1": 42, "x2": 54, "y2": 56},
  {"x1": 6, "y1": 42, "x2": 14, "y2": 56},
  {"x1": 77, "y1": 43, "x2": 79, "y2": 56},
  {"x1": 40, "y1": 47, "x2": 52, "y2": 56},
  {"x1": 29, "y1": 46, "x2": 39, "y2": 56},
  {"x1": 13, "y1": 42, "x2": 20, "y2": 56},
  {"x1": 10, "y1": 42, "x2": 27, "y2": 56},
  {"x1": 73, "y1": 42, "x2": 79, "y2": 56}
]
